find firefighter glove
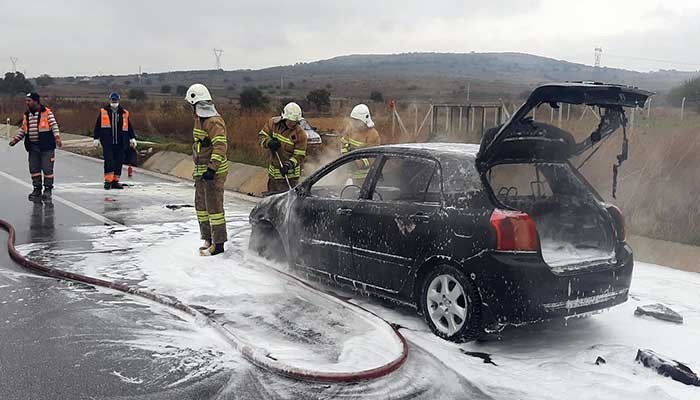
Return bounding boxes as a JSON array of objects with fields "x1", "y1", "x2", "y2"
[
  {"x1": 280, "y1": 160, "x2": 294, "y2": 176},
  {"x1": 93, "y1": 139, "x2": 101, "y2": 147},
  {"x1": 268, "y1": 137, "x2": 281, "y2": 152},
  {"x1": 201, "y1": 168, "x2": 216, "y2": 181}
]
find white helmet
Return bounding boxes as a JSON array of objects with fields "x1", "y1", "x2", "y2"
[
  {"x1": 350, "y1": 103, "x2": 375, "y2": 128},
  {"x1": 185, "y1": 83, "x2": 212, "y2": 105},
  {"x1": 281, "y1": 102, "x2": 303, "y2": 122}
]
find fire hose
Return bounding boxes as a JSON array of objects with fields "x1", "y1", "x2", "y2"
[{"x1": 0, "y1": 218, "x2": 408, "y2": 383}]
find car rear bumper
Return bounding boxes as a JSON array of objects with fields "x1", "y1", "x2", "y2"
[{"x1": 476, "y1": 245, "x2": 633, "y2": 325}]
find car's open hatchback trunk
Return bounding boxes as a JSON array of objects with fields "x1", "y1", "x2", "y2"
[
  {"x1": 486, "y1": 162, "x2": 617, "y2": 272},
  {"x1": 476, "y1": 83, "x2": 652, "y2": 272}
]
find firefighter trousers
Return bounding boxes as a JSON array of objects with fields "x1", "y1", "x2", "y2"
[
  {"x1": 195, "y1": 174, "x2": 227, "y2": 244},
  {"x1": 267, "y1": 177, "x2": 298, "y2": 194}
]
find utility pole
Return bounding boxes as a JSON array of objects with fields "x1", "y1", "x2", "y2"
[
  {"x1": 594, "y1": 47, "x2": 603, "y2": 68},
  {"x1": 213, "y1": 49, "x2": 223, "y2": 70},
  {"x1": 466, "y1": 82, "x2": 471, "y2": 102},
  {"x1": 10, "y1": 57, "x2": 18, "y2": 72}
]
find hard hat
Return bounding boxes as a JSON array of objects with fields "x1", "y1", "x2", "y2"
[
  {"x1": 350, "y1": 103, "x2": 374, "y2": 128},
  {"x1": 185, "y1": 83, "x2": 212, "y2": 105},
  {"x1": 281, "y1": 102, "x2": 303, "y2": 122},
  {"x1": 109, "y1": 92, "x2": 120, "y2": 100}
]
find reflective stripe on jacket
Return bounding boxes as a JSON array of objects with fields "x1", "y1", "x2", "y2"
[
  {"x1": 340, "y1": 125, "x2": 381, "y2": 180},
  {"x1": 258, "y1": 116, "x2": 307, "y2": 179},
  {"x1": 192, "y1": 115, "x2": 228, "y2": 177}
]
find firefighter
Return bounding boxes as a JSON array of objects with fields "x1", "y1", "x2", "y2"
[
  {"x1": 258, "y1": 102, "x2": 308, "y2": 194},
  {"x1": 8, "y1": 92, "x2": 63, "y2": 201},
  {"x1": 185, "y1": 83, "x2": 229, "y2": 256},
  {"x1": 340, "y1": 104, "x2": 381, "y2": 184},
  {"x1": 93, "y1": 92, "x2": 136, "y2": 189}
]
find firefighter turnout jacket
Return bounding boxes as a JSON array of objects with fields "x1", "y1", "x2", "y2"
[
  {"x1": 192, "y1": 115, "x2": 228, "y2": 178},
  {"x1": 258, "y1": 117, "x2": 308, "y2": 180},
  {"x1": 340, "y1": 124, "x2": 381, "y2": 180}
]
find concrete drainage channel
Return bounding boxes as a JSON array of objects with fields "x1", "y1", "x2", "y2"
[{"x1": 0, "y1": 218, "x2": 408, "y2": 383}]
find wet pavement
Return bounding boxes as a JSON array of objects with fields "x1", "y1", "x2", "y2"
[{"x1": 0, "y1": 141, "x2": 492, "y2": 399}]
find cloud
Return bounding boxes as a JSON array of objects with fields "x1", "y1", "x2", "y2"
[{"x1": 1, "y1": 0, "x2": 699, "y2": 76}]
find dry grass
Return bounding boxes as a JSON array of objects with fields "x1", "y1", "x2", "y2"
[{"x1": 2, "y1": 96, "x2": 699, "y2": 246}]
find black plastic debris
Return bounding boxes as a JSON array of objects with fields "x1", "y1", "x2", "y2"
[
  {"x1": 636, "y1": 349, "x2": 700, "y2": 386},
  {"x1": 460, "y1": 350, "x2": 498, "y2": 366},
  {"x1": 595, "y1": 356, "x2": 606, "y2": 365},
  {"x1": 165, "y1": 204, "x2": 194, "y2": 210},
  {"x1": 634, "y1": 303, "x2": 684, "y2": 324}
]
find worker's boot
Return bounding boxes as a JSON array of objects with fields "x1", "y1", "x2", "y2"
[
  {"x1": 41, "y1": 187, "x2": 52, "y2": 201},
  {"x1": 200, "y1": 243, "x2": 224, "y2": 256},
  {"x1": 111, "y1": 180, "x2": 124, "y2": 189},
  {"x1": 104, "y1": 181, "x2": 111, "y2": 190},
  {"x1": 198, "y1": 240, "x2": 212, "y2": 251},
  {"x1": 28, "y1": 186, "x2": 42, "y2": 201}
]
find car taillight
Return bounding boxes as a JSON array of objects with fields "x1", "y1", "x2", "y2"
[
  {"x1": 605, "y1": 204, "x2": 625, "y2": 241},
  {"x1": 490, "y1": 209, "x2": 540, "y2": 251}
]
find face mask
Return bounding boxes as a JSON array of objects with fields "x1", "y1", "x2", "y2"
[{"x1": 110, "y1": 102, "x2": 119, "y2": 108}]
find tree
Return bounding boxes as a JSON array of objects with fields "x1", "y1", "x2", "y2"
[
  {"x1": 243, "y1": 76, "x2": 252, "y2": 82},
  {"x1": 128, "y1": 88, "x2": 147, "y2": 101},
  {"x1": 160, "y1": 85, "x2": 172, "y2": 94},
  {"x1": 369, "y1": 91, "x2": 384, "y2": 103},
  {"x1": 176, "y1": 85, "x2": 188, "y2": 96},
  {"x1": 239, "y1": 87, "x2": 269, "y2": 111},
  {"x1": 668, "y1": 76, "x2": 700, "y2": 108},
  {"x1": 306, "y1": 88, "x2": 331, "y2": 110},
  {"x1": 287, "y1": 81, "x2": 295, "y2": 89},
  {"x1": 124, "y1": 80, "x2": 131, "y2": 86},
  {"x1": 35, "y1": 74, "x2": 55, "y2": 88},
  {"x1": 0, "y1": 72, "x2": 34, "y2": 95}
]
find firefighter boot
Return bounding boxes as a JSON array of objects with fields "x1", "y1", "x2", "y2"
[
  {"x1": 111, "y1": 180, "x2": 124, "y2": 189},
  {"x1": 28, "y1": 186, "x2": 42, "y2": 201},
  {"x1": 199, "y1": 240, "x2": 212, "y2": 251},
  {"x1": 104, "y1": 181, "x2": 111, "y2": 190},
  {"x1": 200, "y1": 243, "x2": 224, "y2": 256},
  {"x1": 42, "y1": 187, "x2": 52, "y2": 201}
]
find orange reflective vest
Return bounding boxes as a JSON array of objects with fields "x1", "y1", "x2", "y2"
[
  {"x1": 22, "y1": 107, "x2": 53, "y2": 133},
  {"x1": 100, "y1": 108, "x2": 129, "y2": 131}
]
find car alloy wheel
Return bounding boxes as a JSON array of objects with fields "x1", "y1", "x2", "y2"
[
  {"x1": 421, "y1": 265, "x2": 483, "y2": 342},
  {"x1": 426, "y1": 274, "x2": 469, "y2": 336}
]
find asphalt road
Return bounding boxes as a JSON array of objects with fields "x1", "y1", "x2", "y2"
[{"x1": 0, "y1": 142, "x2": 491, "y2": 400}]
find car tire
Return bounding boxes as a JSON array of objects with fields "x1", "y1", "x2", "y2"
[
  {"x1": 420, "y1": 264, "x2": 484, "y2": 342},
  {"x1": 249, "y1": 223, "x2": 286, "y2": 262}
]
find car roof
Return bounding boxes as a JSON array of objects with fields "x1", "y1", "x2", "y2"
[{"x1": 355, "y1": 143, "x2": 480, "y2": 162}]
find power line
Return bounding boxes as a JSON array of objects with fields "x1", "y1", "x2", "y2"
[{"x1": 605, "y1": 53, "x2": 700, "y2": 67}]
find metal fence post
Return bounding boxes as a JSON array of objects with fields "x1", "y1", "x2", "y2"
[{"x1": 681, "y1": 97, "x2": 686, "y2": 121}]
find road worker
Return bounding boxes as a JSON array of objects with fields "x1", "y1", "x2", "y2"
[
  {"x1": 186, "y1": 83, "x2": 229, "y2": 256},
  {"x1": 8, "y1": 92, "x2": 63, "y2": 201},
  {"x1": 340, "y1": 103, "x2": 381, "y2": 184},
  {"x1": 93, "y1": 92, "x2": 136, "y2": 189},
  {"x1": 258, "y1": 102, "x2": 308, "y2": 194}
]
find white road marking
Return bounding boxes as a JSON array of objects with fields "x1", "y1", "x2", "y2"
[{"x1": 0, "y1": 170, "x2": 121, "y2": 226}]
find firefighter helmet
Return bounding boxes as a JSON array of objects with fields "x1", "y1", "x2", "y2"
[
  {"x1": 185, "y1": 83, "x2": 212, "y2": 105},
  {"x1": 350, "y1": 103, "x2": 375, "y2": 128},
  {"x1": 282, "y1": 102, "x2": 303, "y2": 122}
]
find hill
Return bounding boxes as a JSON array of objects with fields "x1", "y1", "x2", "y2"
[{"x1": 52, "y1": 52, "x2": 699, "y2": 103}]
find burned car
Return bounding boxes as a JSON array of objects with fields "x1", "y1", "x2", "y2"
[{"x1": 249, "y1": 82, "x2": 652, "y2": 342}]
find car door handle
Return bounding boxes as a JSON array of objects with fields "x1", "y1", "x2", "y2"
[
  {"x1": 409, "y1": 213, "x2": 431, "y2": 223},
  {"x1": 336, "y1": 207, "x2": 353, "y2": 216}
]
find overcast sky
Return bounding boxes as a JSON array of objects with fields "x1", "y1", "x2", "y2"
[{"x1": 1, "y1": 0, "x2": 699, "y2": 77}]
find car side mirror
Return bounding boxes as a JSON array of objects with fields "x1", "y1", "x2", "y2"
[{"x1": 295, "y1": 185, "x2": 308, "y2": 197}]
